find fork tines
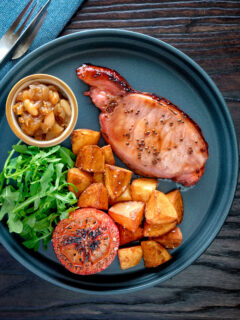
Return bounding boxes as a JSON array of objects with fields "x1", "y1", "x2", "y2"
[
  {"x1": 7, "y1": 0, "x2": 36, "y2": 36},
  {"x1": 0, "y1": 0, "x2": 51, "y2": 64}
]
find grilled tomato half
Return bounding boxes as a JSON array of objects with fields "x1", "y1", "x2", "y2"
[{"x1": 52, "y1": 208, "x2": 119, "y2": 275}]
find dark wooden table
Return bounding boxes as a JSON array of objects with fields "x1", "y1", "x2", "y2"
[{"x1": 0, "y1": 1, "x2": 239, "y2": 319}]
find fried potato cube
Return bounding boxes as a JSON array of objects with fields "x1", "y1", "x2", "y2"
[
  {"x1": 131, "y1": 178, "x2": 158, "y2": 202},
  {"x1": 71, "y1": 129, "x2": 101, "y2": 155},
  {"x1": 166, "y1": 189, "x2": 184, "y2": 224},
  {"x1": 118, "y1": 246, "x2": 143, "y2": 270},
  {"x1": 67, "y1": 168, "x2": 92, "y2": 197},
  {"x1": 143, "y1": 221, "x2": 176, "y2": 237},
  {"x1": 153, "y1": 227, "x2": 183, "y2": 249},
  {"x1": 108, "y1": 201, "x2": 145, "y2": 232},
  {"x1": 119, "y1": 225, "x2": 144, "y2": 246},
  {"x1": 104, "y1": 164, "x2": 132, "y2": 200},
  {"x1": 78, "y1": 183, "x2": 108, "y2": 210},
  {"x1": 110, "y1": 185, "x2": 132, "y2": 205},
  {"x1": 102, "y1": 145, "x2": 115, "y2": 165},
  {"x1": 141, "y1": 240, "x2": 172, "y2": 268},
  {"x1": 93, "y1": 172, "x2": 104, "y2": 184},
  {"x1": 145, "y1": 190, "x2": 178, "y2": 225},
  {"x1": 76, "y1": 145, "x2": 105, "y2": 173}
]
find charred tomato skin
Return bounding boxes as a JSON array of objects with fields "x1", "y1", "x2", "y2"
[{"x1": 52, "y1": 208, "x2": 119, "y2": 275}]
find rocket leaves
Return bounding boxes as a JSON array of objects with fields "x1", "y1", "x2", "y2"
[{"x1": 0, "y1": 142, "x2": 78, "y2": 251}]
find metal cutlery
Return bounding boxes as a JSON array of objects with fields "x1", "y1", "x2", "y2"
[{"x1": 0, "y1": 0, "x2": 51, "y2": 64}]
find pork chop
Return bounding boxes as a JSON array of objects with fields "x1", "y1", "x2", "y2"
[{"x1": 76, "y1": 64, "x2": 209, "y2": 186}]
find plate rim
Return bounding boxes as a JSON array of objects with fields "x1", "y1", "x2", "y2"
[{"x1": 0, "y1": 28, "x2": 238, "y2": 294}]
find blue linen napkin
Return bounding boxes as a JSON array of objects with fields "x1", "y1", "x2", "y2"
[{"x1": 0, "y1": 0, "x2": 84, "y2": 81}]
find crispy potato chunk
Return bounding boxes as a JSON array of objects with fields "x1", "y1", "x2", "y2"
[
  {"x1": 166, "y1": 189, "x2": 184, "y2": 224},
  {"x1": 67, "y1": 168, "x2": 92, "y2": 197},
  {"x1": 131, "y1": 178, "x2": 158, "y2": 202},
  {"x1": 110, "y1": 185, "x2": 132, "y2": 205},
  {"x1": 118, "y1": 246, "x2": 143, "y2": 270},
  {"x1": 141, "y1": 240, "x2": 172, "y2": 268},
  {"x1": 153, "y1": 227, "x2": 183, "y2": 249},
  {"x1": 143, "y1": 221, "x2": 176, "y2": 237},
  {"x1": 108, "y1": 201, "x2": 145, "y2": 232},
  {"x1": 145, "y1": 190, "x2": 178, "y2": 225},
  {"x1": 76, "y1": 145, "x2": 105, "y2": 173},
  {"x1": 104, "y1": 164, "x2": 132, "y2": 200},
  {"x1": 102, "y1": 145, "x2": 115, "y2": 165},
  {"x1": 119, "y1": 225, "x2": 144, "y2": 246},
  {"x1": 78, "y1": 183, "x2": 108, "y2": 210},
  {"x1": 71, "y1": 129, "x2": 101, "y2": 155},
  {"x1": 93, "y1": 172, "x2": 104, "y2": 184}
]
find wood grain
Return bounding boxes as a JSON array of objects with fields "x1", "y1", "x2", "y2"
[{"x1": 0, "y1": 1, "x2": 239, "y2": 319}]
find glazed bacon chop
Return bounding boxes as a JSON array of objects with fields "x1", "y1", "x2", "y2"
[{"x1": 76, "y1": 64, "x2": 209, "y2": 186}]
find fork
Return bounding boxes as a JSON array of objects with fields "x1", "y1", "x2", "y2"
[{"x1": 0, "y1": 0, "x2": 51, "y2": 65}]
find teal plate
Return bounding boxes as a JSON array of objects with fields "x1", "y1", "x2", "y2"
[{"x1": 0, "y1": 29, "x2": 238, "y2": 294}]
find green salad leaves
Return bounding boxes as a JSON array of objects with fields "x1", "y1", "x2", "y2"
[{"x1": 0, "y1": 142, "x2": 78, "y2": 250}]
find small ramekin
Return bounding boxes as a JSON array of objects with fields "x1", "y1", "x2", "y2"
[{"x1": 6, "y1": 74, "x2": 78, "y2": 147}]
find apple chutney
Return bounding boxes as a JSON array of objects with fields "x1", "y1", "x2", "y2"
[{"x1": 12, "y1": 82, "x2": 72, "y2": 140}]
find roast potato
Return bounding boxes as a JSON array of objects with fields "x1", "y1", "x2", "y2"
[
  {"x1": 108, "y1": 201, "x2": 145, "y2": 232},
  {"x1": 131, "y1": 178, "x2": 158, "y2": 202},
  {"x1": 102, "y1": 145, "x2": 115, "y2": 165},
  {"x1": 143, "y1": 221, "x2": 177, "y2": 237},
  {"x1": 78, "y1": 183, "x2": 108, "y2": 210},
  {"x1": 93, "y1": 172, "x2": 104, "y2": 184},
  {"x1": 119, "y1": 225, "x2": 144, "y2": 246},
  {"x1": 118, "y1": 246, "x2": 143, "y2": 270},
  {"x1": 67, "y1": 168, "x2": 92, "y2": 197},
  {"x1": 76, "y1": 145, "x2": 105, "y2": 173},
  {"x1": 110, "y1": 185, "x2": 132, "y2": 205},
  {"x1": 141, "y1": 240, "x2": 172, "y2": 268},
  {"x1": 145, "y1": 190, "x2": 178, "y2": 225},
  {"x1": 104, "y1": 164, "x2": 132, "y2": 201},
  {"x1": 166, "y1": 189, "x2": 184, "y2": 224},
  {"x1": 71, "y1": 129, "x2": 101, "y2": 155},
  {"x1": 153, "y1": 227, "x2": 183, "y2": 249}
]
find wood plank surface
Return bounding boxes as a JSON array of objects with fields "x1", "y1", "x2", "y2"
[{"x1": 0, "y1": 1, "x2": 239, "y2": 319}]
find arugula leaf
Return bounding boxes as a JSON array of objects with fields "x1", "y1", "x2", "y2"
[
  {"x1": 23, "y1": 215, "x2": 36, "y2": 228},
  {"x1": 40, "y1": 163, "x2": 54, "y2": 192},
  {"x1": 23, "y1": 238, "x2": 40, "y2": 251},
  {"x1": 0, "y1": 142, "x2": 77, "y2": 250},
  {"x1": 0, "y1": 186, "x2": 19, "y2": 220},
  {"x1": 8, "y1": 213, "x2": 23, "y2": 234},
  {"x1": 59, "y1": 147, "x2": 75, "y2": 168},
  {"x1": 13, "y1": 144, "x2": 28, "y2": 153}
]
